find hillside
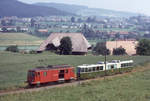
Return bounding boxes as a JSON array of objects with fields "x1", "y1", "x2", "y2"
[
  {"x1": 35, "y1": 2, "x2": 139, "y2": 17},
  {"x1": 0, "y1": 0, "x2": 73, "y2": 17}
]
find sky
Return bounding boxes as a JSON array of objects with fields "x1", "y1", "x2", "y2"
[{"x1": 18, "y1": 0, "x2": 150, "y2": 15}]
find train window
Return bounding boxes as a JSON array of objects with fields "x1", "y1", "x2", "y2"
[
  {"x1": 96, "y1": 67, "x2": 100, "y2": 71},
  {"x1": 89, "y1": 68, "x2": 92, "y2": 72},
  {"x1": 94, "y1": 67, "x2": 97, "y2": 71},
  {"x1": 31, "y1": 72, "x2": 35, "y2": 77},
  {"x1": 100, "y1": 66, "x2": 103, "y2": 70},
  {"x1": 121, "y1": 64, "x2": 124, "y2": 67},
  {"x1": 38, "y1": 72, "x2": 40, "y2": 76},
  {"x1": 111, "y1": 65, "x2": 114, "y2": 69},
  {"x1": 59, "y1": 70, "x2": 64, "y2": 73},
  {"x1": 44, "y1": 72, "x2": 47, "y2": 76},
  {"x1": 93, "y1": 67, "x2": 96, "y2": 71},
  {"x1": 85, "y1": 68, "x2": 88, "y2": 72},
  {"x1": 81, "y1": 68, "x2": 84, "y2": 72},
  {"x1": 65, "y1": 70, "x2": 68, "y2": 73}
]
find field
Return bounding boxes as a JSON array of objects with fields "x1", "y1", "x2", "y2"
[
  {"x1": 0, "y1": 51, "x2": 150, "y2": 91},
  {"x1": 0, "y1": 33, "x2": 43, "y2": 46},
  {"x1": 1, "y1": 62, "x2": 150, "y2": 101}
]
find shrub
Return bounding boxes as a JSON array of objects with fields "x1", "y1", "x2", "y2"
[
  {"x1": 5, "y1": 45, "x2": 19, "y2": 52},
  {"x1": 136, "y1": 39, "x2": 150, "y2": 55},
  {"x1": 113, "y1": 47, "x2": 126, "y2": 55},
  {"x1": 93, "y1": 42, "x2": 110, "y2": 55},
  {"x1": 29, "y1": 50, "x2": 37, "y2": 54}
]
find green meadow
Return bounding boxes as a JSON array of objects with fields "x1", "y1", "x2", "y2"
[
  {"x1": 0, "y1": 33, "x2": 43, "y2": 46},
  {"x1": 0, "y1": 51, "x2": 150, "y2": 90},
  {"x1": 0, "y1": 60, "x2": 150, "y2": 101}
]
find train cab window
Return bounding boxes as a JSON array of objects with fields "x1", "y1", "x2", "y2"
[
  {"x1": 65, "y1": 70, "x2": 68, "y2": 73},
  {"x1": 30, "y1": 72, "x2": 35, "y2": 77},
  {"x1": 44, "y1": 72, "x2": 47, "y2": 76},
  {"x1": 100, "y1": 66, "x2": 103, "y2": 70}
]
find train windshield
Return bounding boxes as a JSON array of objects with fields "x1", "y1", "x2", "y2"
[{"x1": 28, "y1": 71, "x2": 35, "y2": 77}]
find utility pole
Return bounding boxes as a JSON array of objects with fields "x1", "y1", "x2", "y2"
[{"x1": 104, "y1": 38, "x2": 107, "y2": 80}]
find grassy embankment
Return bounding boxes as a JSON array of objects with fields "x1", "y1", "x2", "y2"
[
  {"x1": 0, "y1": 32, "x2": 43, "y2": 50},
  {"x1": 0, "y1": 51, "x2": 150, "y2": 91},
  {"x1": 0, "y1": 57, "x2": 150, "y2": 101}
]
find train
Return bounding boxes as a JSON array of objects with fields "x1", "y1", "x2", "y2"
[{"x1": 27, "y1": 60, "x2": 133, "y2": 86}]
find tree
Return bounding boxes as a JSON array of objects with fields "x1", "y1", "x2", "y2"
[
  {"x1": 2, "y1": 27, "x2": 7, "y2": 32},
  {"x1": 77, "y1": 18, "x2": 82, "y2": 23},
  {"x1": 136, "y1": 39, "x2": 150, "y2": 55},
  {"x1": 81, "y1": 24, "x2": 95, "y2": 38},
  {"x1": 71, "y1": 17, "x2": 75, "y2": 23},
  {"x1": 59, "y1": 37, "x2": 72, "y2": 55},
  {"x1": 93, "y1": 42, "x2": 110, "y2": 55},
  {"x1": 1, "y1": 20, "x2": 6, "y2": 26},
  {"x1": 5, "y1": 45, "x2": 19, "y2": 52},
  {"x1": 113, "y1": 47, "x2": 126, "y2": 55},
  {"x1": 31, "y1": 18, "x2": 35, "y2": 27},
  {"x1": 86, "y1": 17, "x2": 92, "y2": 22}
]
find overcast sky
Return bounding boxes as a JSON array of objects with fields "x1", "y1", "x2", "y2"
[{"x1": 18, "y1": 0, "x2": 150, "y2": 15}]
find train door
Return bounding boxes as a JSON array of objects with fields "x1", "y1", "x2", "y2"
[{"x1": 59, "y1": 70, "x2": 65, "y2": 80}]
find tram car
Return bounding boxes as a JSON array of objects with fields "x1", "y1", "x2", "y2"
[
  {"x1": 27, "y1": 65, "x2": 76, "y2": 85},
  {"x1": 77, "y1": 60, "x2": 133, "y2": 79}
]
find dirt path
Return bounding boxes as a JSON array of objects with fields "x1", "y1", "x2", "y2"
[{"x1": 0, "y1": 64, "x2": 150, "y2": 96}]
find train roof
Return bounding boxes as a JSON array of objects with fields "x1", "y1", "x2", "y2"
[
  {"x1": 29, "y1": 64, "x2": 73, "y2": 71},
  {"x1": 77, "y1": 60, "x2": 133, "y2": 68},
  {"x1": 120, "y1": 60, "x2": 133, "y2": 64}
]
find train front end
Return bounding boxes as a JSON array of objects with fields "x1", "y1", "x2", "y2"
[{"x1": 27, "y1": 70, "x2": 37, "y2": 85}]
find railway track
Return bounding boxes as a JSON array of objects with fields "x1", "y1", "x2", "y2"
[{"x1": 0, "y1": 65, "x2": 150, "y2": 96}]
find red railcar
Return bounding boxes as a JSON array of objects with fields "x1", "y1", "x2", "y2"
[{"x1": 27, "y1": 65, "x2": 76, "y2": 85}]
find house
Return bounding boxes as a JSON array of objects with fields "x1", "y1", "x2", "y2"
[
  {"x1": 106, "y1": 40, "x2": 138, "y2": 55},
  {"x1": 38, "y1": 33, "x2": 91, "y2": 55},
  {"x1": 38, "y1": 29, "x2": 48, "y2": 33}
]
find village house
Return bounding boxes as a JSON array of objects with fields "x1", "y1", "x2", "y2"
[
  {"x1": 38, "y1": 33, "x2": 91, "y2": 55},
  {"x1": 106, "y1": 40, "x2": 138, "y2": 55}
]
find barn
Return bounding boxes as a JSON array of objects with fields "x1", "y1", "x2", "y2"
[
  {"x1": 106, "y1": 40, "x2": 138, "y2": 55},
  {"x1": 38, "y1": 33, "x2": 91, "y2": 55}
]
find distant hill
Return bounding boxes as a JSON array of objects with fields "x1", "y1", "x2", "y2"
[
  {"x1": 0, "y1": 0, "x2": 73, "y2": 17},
  {"x1": 35, "y1": 2, "x2": 140, "y2": 17}
]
